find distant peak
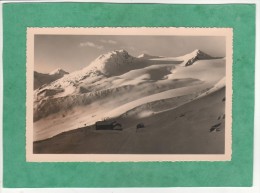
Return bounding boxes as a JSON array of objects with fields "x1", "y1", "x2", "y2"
[
  {"x1": 115, "y1": 49, "x2": 128, "y2": 53},
  {"x1": 84, "y1": 49, "x2": 136, "y2": 76},
  {"x1": 49, "y1": 68, "x2": 69, "y2": 75},
  {"x1": 194, "y1": 49, "x2": 201, "y2": 52},
  {"x1": 181, "y1": 49, "x2": 213, "y2": 66},
  {"x1": 137, "y1": 53, "x2": 161, "y2": 59},
  {"x1": 191, "y1": 49, "x2": 203, "y2": 55},
  {"x1": 183, "y1": 49, "x2": 211, "y2": 59},
  {"x1": 138, "y1": 53, "x2": 150, "y2": 58},
  {"x1": 111, "y1": 49, "x2": 129, "y2": 56},
  {"x1": 107, "y1": 49, "x2": 129, "y2": 56},
  {"x1": 192, "y1": 49, "x2": 201, "y2": 53}
]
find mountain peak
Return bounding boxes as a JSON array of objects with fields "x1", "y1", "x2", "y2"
[
  {"x1": 114, "y1": 49, "x2": 128, "y2": 53},
  {"x1": 34, "y1": 69, "x2": 69, "y2": 90},
  {"x1": 95, "y1": 49, "x2": 129, "y2": 61},
  {"x1": 192, "y1": 49, "x2": 201, "y2": 54},
  {"x1": 110, "y1": 49, "x2": 129, "y2": 57},
  {"x1": 109, "y1": 49, "x2": 129, "y2": 55},
  {"x1": 138, "y1": 53, "x2": 150, "y2": 58},
  {"x1": 138, "y1": 53, "x2": 153, "y2": 59},
  {"x1": 191, "y1": 49, "x2": 210, "y2": 57},
  {"x1": 84, "y1": 50, "x2": 135, "y2": 76},
  {"x1": 194, "y1": 49, "x2": 201, "y2": 52},
  {"x1": 181, "y1": 49, "x2": 212, "y2": 66},
  {"x1": 137, "y1": 53, "x2": 163, "y2": 59},
  {"x1": 49, "y1": 68, "x2": 69, "y2": 76}
]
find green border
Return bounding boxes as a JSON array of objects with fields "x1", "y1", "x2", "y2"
[{"x1": 3, "y1": 3, "x2": 255, "y2": 187}]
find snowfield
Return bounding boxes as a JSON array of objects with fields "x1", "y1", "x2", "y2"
[{"x1": 33, "y1": 49, "x2": 226, "y2": 154}]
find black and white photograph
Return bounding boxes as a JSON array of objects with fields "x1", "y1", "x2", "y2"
[{"x1": 26, "y1": 28, "x2": 232, "y2": 161}]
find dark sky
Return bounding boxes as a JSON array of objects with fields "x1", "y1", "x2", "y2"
[{"x1": 35, "y1": 35, "x2": 226, "y2": 73}]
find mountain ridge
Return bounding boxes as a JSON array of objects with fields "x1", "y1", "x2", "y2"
[
  {"x1": 34, "y1": 68, "x2": 69, "y2": 90},
  {"x1": 33, "y1": 49, "x2": 225, "y2": 137}
]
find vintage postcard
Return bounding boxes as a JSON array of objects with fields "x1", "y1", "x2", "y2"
[{"x1": 26, "y1": 27, "x2": 233, "y2": 162}]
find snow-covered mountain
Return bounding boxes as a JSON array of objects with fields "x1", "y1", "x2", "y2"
[
  {"x1": 84, "y1": 50, "x2": 141, "y2": 76},
  {"x1": 34, "y1": 50, "x2": 153, "y2": 99},
  {"x1": 178, "y1": 49, "x2": 213, "y2": 66},
  {"x1": 49, "y1": 68, "x2": 69, "y2": 76},
  {"x1": 34, "y1": 68, "x2": 69, "y2": 90},
  {"x1": 137, "y1": 53, "x2": 162, "y2": 59},
  {"x1": 33, "y1": 49, "x2": 225, "y2": 141},
  {"x1": 34, "y1": 49, "x2": 212, "y2": 95}
]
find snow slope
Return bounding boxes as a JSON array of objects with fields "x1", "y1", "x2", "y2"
[
  {"x1": 176, "y1": 49, "x2": 214, "y2": 66},
  {"x1": 137, "y1": 53, "x2": 163, "y2": 59},
  {"x1": 34, "y1": 86, "x2": 226, "y2": 154},
  {"x1": 33, "y1": 49, "x2": 226, "y2": 142},
  {"x1": 34, "y1": 68, "x2": 69, "y2": 90}
]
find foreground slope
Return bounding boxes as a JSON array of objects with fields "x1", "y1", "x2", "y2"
[{"x1": 34, "y1": 85, "x2": 225, "y2": 154}]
